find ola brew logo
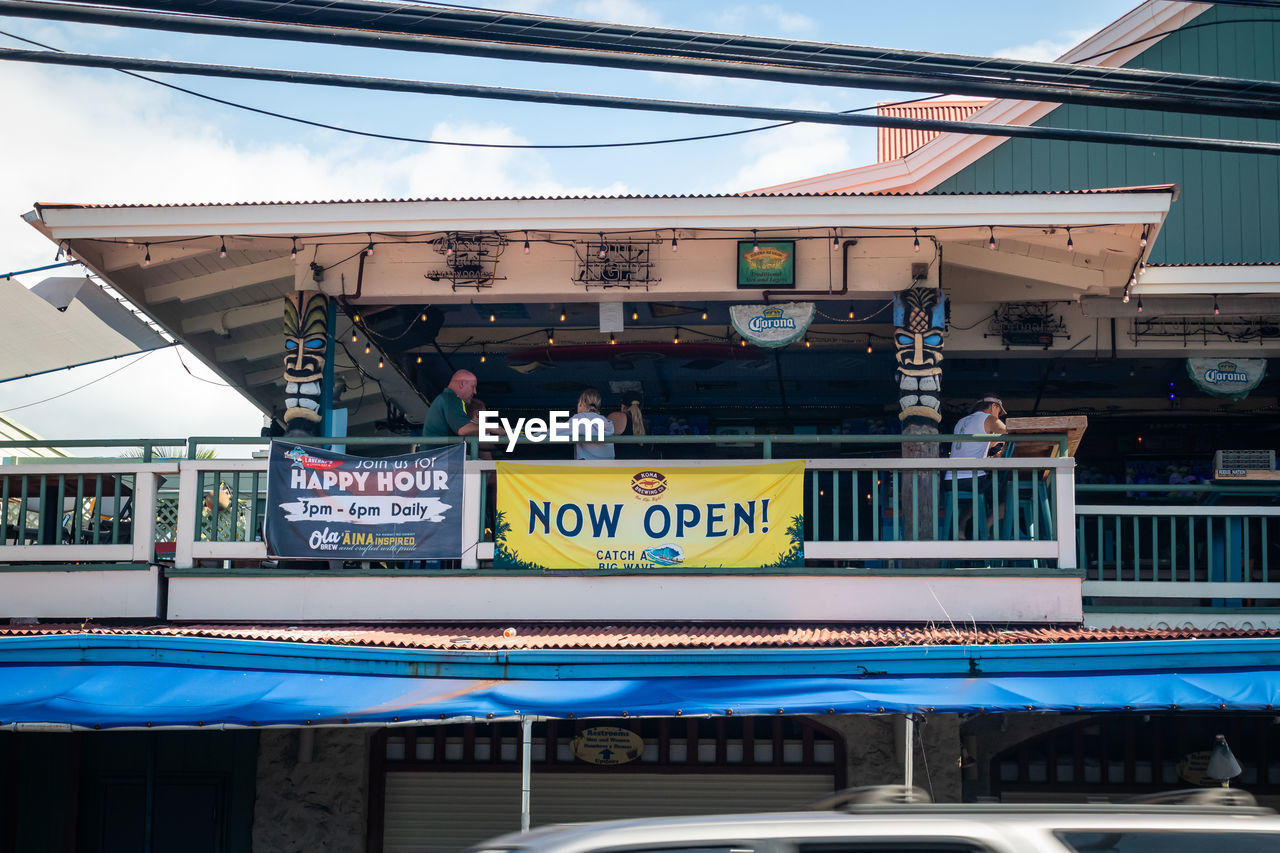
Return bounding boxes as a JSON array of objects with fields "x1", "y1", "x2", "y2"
[{"x1": 630, "y1": 470, "x2": 667, "y2": 499}]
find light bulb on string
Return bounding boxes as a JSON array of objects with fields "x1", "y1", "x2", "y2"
[
  {"x1": 523, "y1": 232, "x2": 531, "y2": 254},
  {"x1": 1138, "y1": 260, "x2": 1146, "y2": 276},
  {"x1": 1214, "y1": 296, "x2": 1220, "y2": 316},
  {"x1": 912, "y1": 228, "x2": 920, "y2": 253},
  {"x1": 353, "y1": 312, "x2": 361, "y2": 323},
  {"x1": 365, "y1": 234, "x2": 374, "y2": 257},
  {"x1": 987, "y1": 227, "x2": 996, "y2": 251},
  {"x1": 740, "y1": 338, "x2": 746, "y2": 348},
  {"x1": 547, "y1": 330, "x2": 554, "y2": 346},
  {"x1": 219, "y1": 237, "x2": 227, "y2": 258},
  {"x1": 752, "y1": 230, "x2": 759, "y2": 253},
  {"x1": 416, "y1": 355, "x2": 422, "y2": 364},
  {"x1": 1137, "y1": 296, "x2": 1143, "y2": 313},
  {"x1": 1122, "y1": 291, "x2": 1130, "y2": 304},
  {"x1": 489, "y1": 312, "x2": 496, "y2": 323},
  {"x1": 609, "y1": 334, "x2": 616, "y2": 345},
  {"x1": 560, "y1": 309, "x2": 566, "y2": 323},
  {"x1": 377, "y1": 358, "x2": 384, "y2": 369},
  {"x1": 598, "y1": 233, "x2": 607, "y2": 260},
  {"x1": 832, "y1": 231, "x2": 840, "y2": 252},
  {"x1": 673, "y1": 330, "x2": 680, "y2": 344},
  {"x1": 54, "y1": 242, "x2": 63, "y2": 262},
  {"x1": 290, "y1": 237, "x2": 298, "y2": 260},
  {"x1": 421, "y1": 311, "x2": 428, "y2": 322},
  {"x1": 445, "y1": 234, "x2": 453, "y2": 257},
  {"x1": 364, "y1": 344, "x2": 371, "y2": 355},
  {"x1": 848, "y1": 306, "x2": 855, "y2": 320},
  {"x1": 1140, "y1": 226, "x2": 1149, "y2": 248},
  {"x1": 632, "y1": 309, "x2": 638, "y2": 321},
  {"x1": 701, "y1": 309, "x2": 708, "y2": 321},
  {"x1": 671, "y1": 232, "x2": 679, "y2": 252},
  {"x1": 866, "y1": 341, "x2": 873, "y2": 355},
  {"x1": 480, "y1": 347, "x2": 487, "y2": 364},
  {"x1": 351, "y1": 331, "x2": 358, "y2": 343},
  {"x1": 143, "y1": 243, "x2": 151, "y2": 266},
  {"x1": 1066, "y1": 228, "x2": 1074, "y2": 252},
  {"x1": 804, "y1": 336, "x2": 811, "y2": 348}
]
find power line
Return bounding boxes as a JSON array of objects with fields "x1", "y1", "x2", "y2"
[
  {"x1": 0, "y1": 349, "x2": 158, "y2": 413},
  {"x1": 4, "y1": 47, "x2": 1278, "y2": 156},
  {"x1": 8, "y1": 0, "x2": 1280, "y2": 120}
]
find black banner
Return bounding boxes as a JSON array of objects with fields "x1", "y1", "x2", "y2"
[{"x1": 264, "y1": 442, "x2": 464, "y2": 560}]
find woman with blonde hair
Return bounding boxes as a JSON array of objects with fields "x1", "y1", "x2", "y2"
[
  {"x1": 608, "y1": 395, "x2": 648, "y2": 459},
  {"x1": 568, "y1": 387, "x2": 615, "y2": 460}
]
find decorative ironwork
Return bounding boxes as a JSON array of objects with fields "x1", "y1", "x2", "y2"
[
  {"x1": 423, "y1": 233, "x2": 506, "y2": 290},
  {"x1": 985, "y1": 302, "x2": 1069, "y2": 350},
  {"x1": 575, "y1": 238, "x2": 660, "y2": 289},
  {"x1": 1132, "y1": 316, "x2": 1280, "y2": 345}
]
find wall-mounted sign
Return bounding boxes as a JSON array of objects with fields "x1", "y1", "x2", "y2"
[
  {"x1": 571, "y1": 727, "x2": 645, "y2": 765},
  {"x1": 738, "y1": 240, "x2": 795, "y2": 288},
  {"x1": 1187, "y1": 357, "x2": 1267, "y2": 401},
  {"x1": 984, "y1": 302, "x2": 1069, "y2": 350},
  {"x1": 1177, "y1": 750, "x2": 1212, "y2": 786},
  {"x1": 729, "y1": 302, "x2": 815, "y2": 348}
]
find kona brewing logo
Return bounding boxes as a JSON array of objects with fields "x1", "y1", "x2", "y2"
[
  {"x1": 743, "y1": 245, "x2": 789, "y2": 270},
  {"x1": 747, "y1": 305, "x2": 796, "y2": 333},
  {"x1": 1204, "y1": 360, "x2": 1249, "y2": 384},
  {"x1": 630, "y1": 470, "x2": 667, "y2": 501}
]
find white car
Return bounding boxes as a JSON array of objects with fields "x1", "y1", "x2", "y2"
[{"x1": 472, "y1": 787, "x2": 1280, "y2": 853}]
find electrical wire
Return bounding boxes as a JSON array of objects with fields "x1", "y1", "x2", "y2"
[
  {"x1": 174, "y1": 347, "x2": 234, "y2": 387},
  {"x1": 0, "y1": 348, "x2": 160, "y2": 413}
]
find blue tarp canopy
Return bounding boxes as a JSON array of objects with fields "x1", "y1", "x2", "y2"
[{"x1": 1, "y1": 635, "x2": 1278, "y2": 729}]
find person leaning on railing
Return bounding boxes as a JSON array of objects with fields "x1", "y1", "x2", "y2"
[{"x1": 946, "y1": 395, "x2": 1008, "y2": 538}]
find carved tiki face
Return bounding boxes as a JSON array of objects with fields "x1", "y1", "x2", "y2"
[
  {"x1": 282, "y1": 291, "x2": 328, "y2": 434},
  {"x1": 893, "y1": 286, "x2": 946, "y2": 424}
]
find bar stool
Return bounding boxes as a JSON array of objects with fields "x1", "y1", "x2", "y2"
[{"x1": 941, "y1": 473, "x2": 989, "y2": 541}]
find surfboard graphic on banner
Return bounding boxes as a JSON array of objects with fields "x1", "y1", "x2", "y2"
[{"x1": 730, "y1": 302, "x2": 815, "y2": 348}]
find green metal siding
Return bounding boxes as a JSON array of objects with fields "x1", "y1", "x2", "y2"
[{"x1": 930, "y1": 6, "x2": 1280, "y2": 264}]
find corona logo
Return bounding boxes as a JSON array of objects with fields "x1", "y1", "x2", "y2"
[
  {"x1": 748, "y1": 306, "x2": 797, "y2": 333},
  {"x1": 1205, "y1": 360, "x2": 1249, "y2": 384}
]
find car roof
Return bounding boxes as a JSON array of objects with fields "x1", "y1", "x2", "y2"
[{"x1": 475, "y1": 806, "x2": 1280, "y2": 853}]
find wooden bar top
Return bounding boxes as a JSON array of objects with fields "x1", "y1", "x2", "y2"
[{"x1": 1003, "y1": 415, "x2": 1088, "y2": 458}]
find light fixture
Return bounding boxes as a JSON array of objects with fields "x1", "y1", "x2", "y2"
[
  {"x1": 598, "y1": 232, "x2": 607, "y2": 260},
  {"x1": 632, "y1": 308, "x2": 639, "y2": 321},
  {"x1": 740, "y1": 338, "x2": 746, "y2": 347},
  {"x1": 752, "y1": 229, "x2": 759, "y2": 252},
  {"x1": 416, "y1": 354, "x2": 423, "y2": 364},
  {"x1": 701, "y1": 308, "x2": 708, "y2": 321},
  {"x1": 421, "y1": 311, "x2": 428, "y2": 322},
  {"x1": 1140, "y1": 225, "x2": 1149, "y2": 248},
  {"x1": 1214, "y1": 296, "x2": 1221, "y2": 315},
  {"x1": 912, "y1": 228, "x2": 920, "y2": 253},
  {"x1": 832, "y1": 231, "x2": 840, "y2": 252},
  {"x1": 804, "y1": 336, "x2": 811, "y2": 348},
  {"x1": 353, "y1": 312, "x2": 361, "y2": 323},
  {"x1": 480, "y1": 347, "x2": 487, "y2": 364},
  {"x1": 987, "y1": 226, "x2": 996, "y2": 251},
  {"x1": 523, "y1": 231, "x2": 531, "y2": 254},
  {"x1": 219, "y1": 237, "x2": 227, "y2": 258},
  {"x1": 445, "y1": 234, "x2": 454, "y2": 257},
  {"x1": 1138, "y1": 260, "x2": 1146, "y2": 276},
  {"x1": 1122, "y1": 291, "x2": 1130, "y2": 304},
  {"x1": 848, "y1": 306, "x2": 855, "y2": 320},
  {"x1": 673, "y1": 330, "x2": 680, "y2": 344},
  {"x1": 143, "y1": 243, "x2": 151, "y2": 266},
  {"x1": 365, "y1": 234, "x2": 374, "y2": 257},
  {"x1": 547, "y1": 330, "x2": 554, "y2": 346},
  {"x1": 609, "y1": 333, "x2": 616, "y2": 345},
  {"x1": 560, "y1": 308, "x2": 566, "y2": 323},
  {"x1": 671, "y1": 232, "x2": 679, "y2": 252},
  {"x1": 364, "y1": 344, "x2": 371, "y2": 355},
  {"x1": 377, "y1": 358, "x2": 384, "y2": 369},
  {"x1": 1066, "y1": 228, "x2": 1074, "y2": 252},
  {"x1": 290, "y1": 237, "x2": 298, "y2": 260},
  {"x1": 1137, "y1": 296, "x2": 1143, "y2": 313},
  {"x1": 866, "y1": 340, "x2": 873, "y2": 354},
  {"x1": 54, "y1": 242, "x2": 63, "y2": 262},
  {"x1": 489, "y1": 312, "x2": 496, "y2": 323},
  {"x1": 351, "y1": 331, "x2": 357, "y2": 343}
]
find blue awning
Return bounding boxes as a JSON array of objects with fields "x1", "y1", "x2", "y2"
[{"x1": 0, "y1": 634, "x2": 1278, "y2": 728}]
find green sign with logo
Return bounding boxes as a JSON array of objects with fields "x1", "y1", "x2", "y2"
[{"x1": 738, "y1": 240, "x2": 795, "y2": 288}]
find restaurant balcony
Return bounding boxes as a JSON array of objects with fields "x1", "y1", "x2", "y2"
[{"x1": 1, "y1": 434, "x2": 1274, "y2": 628}]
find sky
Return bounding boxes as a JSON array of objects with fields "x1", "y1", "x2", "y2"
[{"x1": 0, "y1": 0, "x2": 1141, "y2": 447}]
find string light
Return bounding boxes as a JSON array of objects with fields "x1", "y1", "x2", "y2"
[
  {"x1": 1066, "y1": 228, "x2": 1074, "y2": 252},
  {"x1": 740, "y1": 338, "x2": 747, "y2": 347},
  {"x1": 547, "y1": 330, "x2": 554, "y2": 346},
  {"x1": 1138, "y1": 260, "x2": 1146, "y2": 276},
  {"x1": 416, "y1": 354, "x2": 422, "y2": 364},
  {"x1": 701, "y1": 308, "x2": 708, "y2": 321},
  {"x1": 377, "y1": 358, "x2": 384, "y2": 369},
  {"x1": 673, "y1": 330, "x2": 680, "y2": 344},
  {"x1": 912, "y1": 228, "x2": 920, "y2": 253},
  {"x1": 866, "y1": 341, "x2": 873, "y2": 354},
  {"x1": 848, "y1": 306, "x2": 855, "y2": 320},
  {"x1": 353, "y1": 312, "x2": 361, "y2": 323},
  {"x1": 219, "y1": 237, "x2": 227, "y2": 258},
  {"x1": 632, "y1": 309, "x2": 639, "y2": 321},
  {"x1": 420, "y1": 311, "x2": 428, "y2": 322},
  {"x1": 290, "y1": 237, "x2": 298, "y2": 260},
  {"x1": 143, "y1": 243, "x2": 151, "y2": 266},
  {"x1": 609, "y1": 333, "x2": 616, "y2": 345},
  {"x1": 1137, "y1": 296, "x2": 1143, "y2": 313},
  {"x1": 987, "y1": 226, "x2": 996, "y2": 251},
  {"x1": 523, "y1": 231, "x2": 531, "y2": 254},
  {"x1": 351, "y1": 331, "x2": 358, "y2": 343},
  {"x1": 489, "y1": 312, "x2": 496, "y2": 323},
  {"x1": 364, "y1": 344, "x2": 371, "y2": 355},
  {"x1": 671, "y1": 232, "x2": 679, "y2": 252},
  {"x1": 598, "y1": 233, "x2": 607, "y2": 260},
  {"x1": 832, "y1": 231, "x2": 840, "y2": 252},
  {"x1": 752, "y1": 230, "x2": 759, "y2": 252},
  {"x1": 804, "y1": 336, "x2": 811, "y2": 348},
  {"x1": 480, "y1": 347, "x2": 487, "y2": 364},
  {"x1": 1122, "y1": 291, "x2": 1130, "y2": 304},
  {"x1": 1214, "y1": 296, "x2": 1220, "y2": 315},
  {"x1": 54, "y1": 242, "x2": 63, "y2": 262},
  {"x1": 1140, "y1": 226, "x2": 1149, "y2": 247},
  {"x1": 560, "y1": 308, "x2": 566, "y2": 323},
  {"x1": 445, "y1": 234, "x2": 453, "y2": 257},
  {"x1": 365, "y1": 234, "x2": 374, "y2": 257}
]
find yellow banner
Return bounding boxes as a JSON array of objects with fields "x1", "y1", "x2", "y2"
[{"x1": 494, "y1": 461, "x2": 805, "y2": 570}]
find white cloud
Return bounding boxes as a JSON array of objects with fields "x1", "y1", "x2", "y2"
[
  {"x1": 993, "y1": 28, "x2": 1096, "y2": 62},
  {"x1": 571, "y1": 0, "x2": 662, "y2": 27},
  {"x1": 710, "y1": 4, "x2": 816, "y2": 36}
]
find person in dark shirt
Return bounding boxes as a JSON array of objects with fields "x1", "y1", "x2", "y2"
[{"x1": 422, "y1": 370, "x2": 481, "y2": 438}]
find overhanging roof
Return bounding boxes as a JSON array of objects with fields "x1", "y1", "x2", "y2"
[{"x1": 1, "y1": 632, "x2": 1277, "y2": 729}]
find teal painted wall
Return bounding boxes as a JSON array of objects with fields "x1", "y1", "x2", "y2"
[{"x1": 930, "y1": 6, "x2": 1280, "y2": 264}]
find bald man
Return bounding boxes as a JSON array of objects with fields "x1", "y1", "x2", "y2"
[{"x1": 422, "y1": 369, "x2": 481, "y2": 438}]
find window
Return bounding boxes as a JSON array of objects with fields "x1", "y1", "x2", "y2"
[{"x1": 1057, "y1": 831, "x2": 1280, "y2": 853}]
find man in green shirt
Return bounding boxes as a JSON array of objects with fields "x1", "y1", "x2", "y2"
[{"x1": 421, "y1": 369, "x2": 481, "y2": 438}]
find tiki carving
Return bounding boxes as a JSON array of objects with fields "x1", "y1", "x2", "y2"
[
  {"x1": 893, "y1": 285, "x2": 946, "y2": 426},
  {"x1": 282, "y1": 290, "x2": 329, "y2": 436}
]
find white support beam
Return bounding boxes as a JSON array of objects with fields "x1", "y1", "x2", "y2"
[
  {"x1": 1135, "y1": 265, "x2": 1280, "y2": 294},
  {"x1": 144, "y1": 258, "x2": 295, "y2": 304},
  {"x1": 946, "y1": 242, "x2": 1111, "y2": 290},
  {"x1": 182, "y1": 299, "x2": 283, "y2": 335}
]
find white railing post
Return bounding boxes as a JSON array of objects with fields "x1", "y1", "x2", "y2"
[
  {"x1": 131, "y1": 471, "x2": 158, "y2": 564},
  {"x1": 174, "y1": 461, "x2": 202, "y2": 569},
  {"x1": 1055, "y1": 460, "x2": 1077, "y2": 570},
  {"x1": 461, "y1": 461, "x2": 482, "y2": 570}
]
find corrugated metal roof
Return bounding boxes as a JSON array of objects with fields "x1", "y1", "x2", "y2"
[
  {"x1": 0, "y1": 622, "x2": 1273, "y2": 650},
  {"x1": 31, "y1": 185, "x2": 1178, "y2": 210},
  {"x1": 877, "y1": 99, "x2": 992, "y2": 162}
]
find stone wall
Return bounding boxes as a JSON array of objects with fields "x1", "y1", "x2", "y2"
[
  {"x1": 814, "y1": 714, "x2": 963, "y2": 802},
  {"x1": 253, "y1": 727, "x2": 373, "y2": 853}
]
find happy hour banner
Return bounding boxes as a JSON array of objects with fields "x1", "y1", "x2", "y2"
[
  {"x1": 264, "y1": 441, "x2": 464, "y2": 560},
  {"x1": 494, "y1": 460, "x2": 804, "y2": 570}
]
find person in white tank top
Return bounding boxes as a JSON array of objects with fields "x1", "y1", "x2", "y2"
[{"x1": 948, "y1": 396, "x2": 1008, "y2": 481}]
